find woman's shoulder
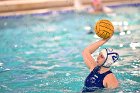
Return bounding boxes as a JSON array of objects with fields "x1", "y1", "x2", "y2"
[{"x1": 103, "y1": 72, "x2": 119, "y2": 88}]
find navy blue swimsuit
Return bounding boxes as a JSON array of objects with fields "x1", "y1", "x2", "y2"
[{"x1": 82, "y1": 66, "x2": 112, "y2": 92}]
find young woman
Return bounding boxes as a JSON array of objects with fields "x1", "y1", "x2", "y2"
[
  {"x1": 89, "y1": 0, "x2": 113, "y2": 13},
  {"x1": 82, "y1": 38, "x2": 119, "y2": 92}
]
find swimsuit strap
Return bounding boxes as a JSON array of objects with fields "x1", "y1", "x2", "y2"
[{"x1": 102, "y1": 70, "x2": 112, "y2": 76}]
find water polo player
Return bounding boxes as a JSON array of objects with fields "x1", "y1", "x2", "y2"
[
  {"x1": 82, "y1": 20, "x2": 119, "y2": 92},
  {"x1": 82, "y1": 38, "x2": 119, "y2": 92}
]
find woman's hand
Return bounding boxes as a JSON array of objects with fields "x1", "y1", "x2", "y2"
[{"x1": 102, "y1": 34, "x2": 113, "y2": 42}]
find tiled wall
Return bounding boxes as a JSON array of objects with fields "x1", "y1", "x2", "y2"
[{"x1": 0, "y1": 0, "x2": 139, "y2": 13}]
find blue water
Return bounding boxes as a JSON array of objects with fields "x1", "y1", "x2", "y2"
[{"x1": 0, "y1": 5, "x2": 140, "y2": 93}]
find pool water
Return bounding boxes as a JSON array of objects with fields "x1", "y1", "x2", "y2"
[{"x1": 0, "y1": 5, "x2": 140, "y2": 93}]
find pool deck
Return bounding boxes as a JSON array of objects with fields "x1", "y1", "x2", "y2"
[{"x1": 0, "y1": 0, "x2": 140, "y2": 16}]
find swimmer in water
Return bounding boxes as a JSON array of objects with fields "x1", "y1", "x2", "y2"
[
  {"x1": 82, "y1": 38, "x2": 119, "y2": 92},
  {"x1": 89, "y1": 0, "x2": 112, "y2": 13}
]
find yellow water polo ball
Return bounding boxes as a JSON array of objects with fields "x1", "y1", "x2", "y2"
[{"x1": 94, "y1": 19, "x2": 114, "y2": 39}]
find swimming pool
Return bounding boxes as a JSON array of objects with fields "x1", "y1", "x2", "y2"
[{"x1": 0, "y1": 4, "x2": 140, "y2": 93}]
